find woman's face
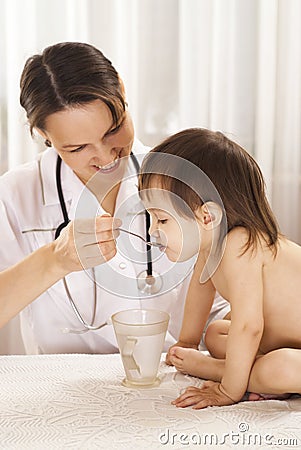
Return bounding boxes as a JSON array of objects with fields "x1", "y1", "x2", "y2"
[{"x1": 41, "y1": 99, "x2": 134, "y2": 184}]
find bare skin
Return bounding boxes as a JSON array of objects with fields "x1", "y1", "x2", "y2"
[
  {"x1": 165, "y1": 311, "x2": 231, "y2": 366},
  {"x1": 143, "y1": 189, "x2": 301, "y2": 408},
  {"x1": 167, "y1": 229, "x2": 301, "y2": 408},
  {"x1": 170, "y1": 320, "x2": 293, "y2": 402},
  {"x1": 169, "y1": 346, "x2": 296, "y2": 407}
]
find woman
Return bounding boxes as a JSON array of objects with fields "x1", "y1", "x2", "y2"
[{"x1": 0, "y1": 42, "x2": 229, "y2": 354}]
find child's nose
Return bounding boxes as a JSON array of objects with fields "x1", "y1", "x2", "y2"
[{"x1": 149, "y1": 223, "x2": 159, "y2": 237}]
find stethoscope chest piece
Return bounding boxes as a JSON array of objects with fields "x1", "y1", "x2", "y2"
[{"x1": 137, "y1": 270, "x2": 163, "y2": 295}]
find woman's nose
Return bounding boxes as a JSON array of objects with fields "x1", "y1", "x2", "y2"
[{"x1": 92, "y1": 144, "x2": 119, "y2": 166}]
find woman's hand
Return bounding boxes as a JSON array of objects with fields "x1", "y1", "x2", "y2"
[
  {"x1": 166, "y1": 341, "x2": 199, "y2": 365},
  {"x1": 172, "y1": 381, "x2": 237, "y2": 409},
  {"x1": 52, "y1": 214, "x2": 122, "y2": 274}
]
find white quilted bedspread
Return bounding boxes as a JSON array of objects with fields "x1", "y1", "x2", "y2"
[{"x1": 0, "y1": 353, "x2": 300, "y2": 449}]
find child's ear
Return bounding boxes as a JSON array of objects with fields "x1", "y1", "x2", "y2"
[{"x1": 197, "y1": 201, "x2": 222, "y2": 230}]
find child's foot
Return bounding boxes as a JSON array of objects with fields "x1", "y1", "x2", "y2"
[
  {"x1": 168, "y1": 347, "x2": 210, "y2": 378},
  {"x1": 246, "y1": 392, "x2": 292, "y2": 401}
]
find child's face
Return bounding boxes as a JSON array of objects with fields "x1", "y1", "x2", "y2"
[{"x1": 143, "y1": 190, "x2": 201, "y2": 262}]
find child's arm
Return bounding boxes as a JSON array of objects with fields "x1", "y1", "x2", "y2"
[
  {"x1": 166, "y1": 254, "x2": 216, "y2": 364},
  {"x1": 172, "y1": 229, "x2": 264, "y2": 408},
  {"x1": 218, "y1": 237, "x2": 264, "y2": 401}
]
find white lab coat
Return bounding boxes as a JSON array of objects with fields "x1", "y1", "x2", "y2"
[
  {"x1": 0, "y1": 141, "x2": 186, "y2": 353},
  {"x1": 0, "y1": 140, "x2": 229, "y2": 354}
]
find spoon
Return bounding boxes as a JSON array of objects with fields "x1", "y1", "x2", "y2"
[{"x1": 117, "y1": 228, "x2": 164, "y2": 248}]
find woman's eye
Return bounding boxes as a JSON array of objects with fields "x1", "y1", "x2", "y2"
[
  {"x1": 70, "y1": 144, "x2": 86, "y2": 153},
  {"x1": 108, "y1": 123, "x2": 122, "y2": 135},
  {"x1": 158, "y1": 219, "x2": 168, "y2": 224}
]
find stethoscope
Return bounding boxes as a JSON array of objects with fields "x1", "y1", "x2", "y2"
[{"x1": 55, "y1": 152, "x2": 163, "y2": 334}]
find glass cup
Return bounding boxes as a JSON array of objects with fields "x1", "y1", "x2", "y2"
[{"x1": 111, "y1": 309, "x2": 170, "y2": 387}]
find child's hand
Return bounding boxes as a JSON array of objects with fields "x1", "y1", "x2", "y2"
[
  {"x1": 166, "y1": 341, "x2": 199, "y2": 365},
  {"x1": 171, "y1": 381, "x2": 237, "y2": 409}
]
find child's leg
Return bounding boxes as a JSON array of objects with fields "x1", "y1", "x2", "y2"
[
  {"x1": 199, "y1": 302, "x2": 230, "y2": 352},
  {"x1": 248, "y1": 348, "x2": 301, "y2": 396},
  {"x1": 168, "y1": 347, "x2": 224, "y2": 381},
  {"x1": 169, "y1": 346, "x2": 301, "y2": 399},
  {"x1": 204, "y1": 319, "x2": 230, "y2": 359}
]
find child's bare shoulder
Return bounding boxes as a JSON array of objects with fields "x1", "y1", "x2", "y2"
[
  {"x1": 224, "y1": 227, "x2": 250, "y2": 251},
  {"x1": 219, "y1": 227, "x2": 264, "y2": 282},
  {"x1": 222, "y1": 227, "x2": 263, "y2": 264}
]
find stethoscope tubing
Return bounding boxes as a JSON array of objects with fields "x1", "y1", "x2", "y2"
[
  {"x1": 55, "y1": 152, "x2": 156, "y2": 333},
  {"x1": 55, "y1": 156, "x2": 70, "y2": 239},
  {"x1": 55, "y1": 152, "x2": 153, "y2": 271},
  {"x1": 129, "y1": 152, "x2": 153, "y2": 275}
]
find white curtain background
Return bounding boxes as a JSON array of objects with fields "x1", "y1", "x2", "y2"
[{"x1": 0, "y1": 0, "x2": 300, "y2": 354}]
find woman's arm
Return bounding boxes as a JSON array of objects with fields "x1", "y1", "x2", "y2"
[
  {"x1": 0, "y1": 215, "x2": 120, "y2": 328},
  {"x1": 0, "y1": 243, "x2": 67, "y2": 327}
]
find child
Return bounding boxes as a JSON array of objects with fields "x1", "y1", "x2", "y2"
[{"x1": 139, "y1": 128, "x2": 301, "y2": 409}]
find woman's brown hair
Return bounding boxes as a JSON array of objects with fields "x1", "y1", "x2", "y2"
[
  {"x1": 20, "y1": 42, "x2": 125, "y2": 135},
  {"x1": 139, "y1": 128, "x2": 280, "y2": 254}
]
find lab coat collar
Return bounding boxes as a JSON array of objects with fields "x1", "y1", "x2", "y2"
[
  {"x1": 39, "y1": 147, "x2": 81, "y2": 206},
  {"x1": 114, "y1": 157, "x2": 142, "y2": 216},
  {"x1": 116, "y1": 140, "x2": 150, "y2": 216}
]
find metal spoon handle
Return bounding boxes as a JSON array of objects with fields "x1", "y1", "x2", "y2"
[{"x1": 117, "y1": 228, "x2": 162, "y2": 247}]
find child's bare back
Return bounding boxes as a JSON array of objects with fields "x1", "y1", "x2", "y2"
[
  {"x1": 212, "y1": 229, "x2": 301, "y2": 355},
  {"x1": 258, "y1": 237, "x2": 301, "y2": 353}
]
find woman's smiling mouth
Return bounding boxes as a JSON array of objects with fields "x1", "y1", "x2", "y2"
[{"x1": 93, "y1": 156, "x2": 120, "y2": 173}]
